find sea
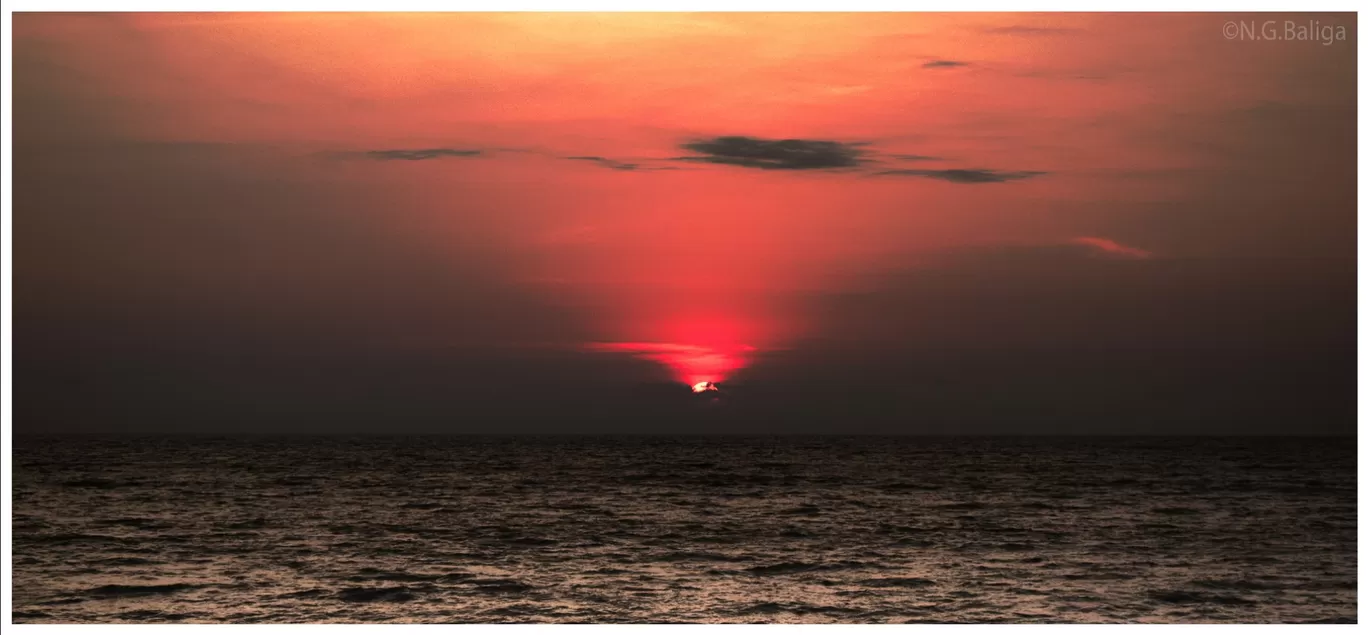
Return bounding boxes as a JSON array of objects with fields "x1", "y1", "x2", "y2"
[{"x1": 10, "y1": 435, "x2": 1357, "y2": 623}]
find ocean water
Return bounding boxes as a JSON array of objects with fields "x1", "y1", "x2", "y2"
[{"x1": 11, "y1": 435, "x2": 1357, "y2": 623}]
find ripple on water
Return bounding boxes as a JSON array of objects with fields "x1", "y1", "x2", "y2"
[{"x1": 11, "y1": 435, "x2": 1358, "y2": 623}]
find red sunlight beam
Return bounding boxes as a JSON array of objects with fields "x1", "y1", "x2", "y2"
[{"x1": 585, "y1": 341, "x2": 757, "y2": 387}]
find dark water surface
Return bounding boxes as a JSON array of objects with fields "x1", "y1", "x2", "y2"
[{"x1": 11, "y1": 435, "x2": 1357, "y2": 623}]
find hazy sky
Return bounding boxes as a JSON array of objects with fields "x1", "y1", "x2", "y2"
[{"x1": 14, "y1": 12, "x2": 1356, "y2": 434}]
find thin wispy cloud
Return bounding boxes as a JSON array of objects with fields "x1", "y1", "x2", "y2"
[
  {"x1": 874, "y1": 168, "x2": 1046, "y2": 183},
  {"x1": 321, "y1": 148, "x2": 486, "y2": 161},
  {"x1": 565, "y1": 156, "x2": 678, "y2": 172},
  {"x1": 1070, "y1": 236, "x2": 1153, "y2": 259},
  {"x1": 323, "y1": 136, "x2": 1039, "y2": 186},
  {"x1": 364, "y1": 148, "x2": 483, "y2": 161},
  {"x1": 983, "y1": 25, "x2": 1082, "y2": 36}
]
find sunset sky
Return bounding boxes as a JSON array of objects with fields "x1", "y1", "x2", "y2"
[{"x1": 14, "y1": 12, "x2": 1356, "y2": 434}]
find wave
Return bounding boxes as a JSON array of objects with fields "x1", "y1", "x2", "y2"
[
  {"x1": 860, "y1": 577, "x2": 936, "y2": 588},
  {"x1": 653, "y1": 551, "x2": 751, "y2": 563},
  {"x1": 1149, "y1": 590, "x2": 1258, "y2": 606},
  {"x1": 337, "y1": 586, "x2": 417, "y2": 603},
  {"x1": 347, "y1": 569, "x2": 470, "y2": 583},
  {"x1": 60, "y1": 479, "x2": 142, "y2": 490},
  {"x1": 115, "y1": 610, "x2": 197, "y2": 621},
  {"x1": 745, "y1": 561, "x2": 878, "y2": 576},
  {"x1": 463, "y1": 579, "x2": 534, "y2": 593},
  {"x1": 87, "y1": 583, "x2": 203, "y2": 598}
]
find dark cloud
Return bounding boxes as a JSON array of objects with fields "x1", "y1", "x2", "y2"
[
  {"x1": 923, "y1": 60, "x2": 968, "y2": 69},
  {"x1": 363, "y1": 148, "x2": 482, "y2": 161},
  {"x1": 675, "y1": 137, "x2": 1039, "y2": 182},
  {"x1": 677, "y1": 136, "x2": 865, "y2": 170},
  {"x1": 875, "y1": 168, "x2": 1045, "y2": 183}
]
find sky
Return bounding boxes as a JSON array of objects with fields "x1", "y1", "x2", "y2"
[{"x1": 13, "y1": 12, "x2": 1357, "y2": 434}]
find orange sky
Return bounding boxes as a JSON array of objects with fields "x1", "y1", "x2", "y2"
[{"x1": 14, "y1": 12, "x2": 1357, "y2": 387}]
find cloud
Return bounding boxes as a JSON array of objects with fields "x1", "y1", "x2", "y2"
[
  {"x1": 586, "y1": 342, "x2": 749, "y2": 355},
  {"x1": 930, "y1": 237, "x2": 1153, "y2": 271},
  {"x1": 874, "y1": 168, "x2": 1045, "y2": 183},
  {"x1": 362, "y1": 148, "x2": 483, "y2": 161},
  {"x1": 567, "y1": 155, "x2": 640, "y2": 171},
  {"x1": 676, "y1": 136, "x2": 865, "y2": 170},
  {"x1": 1069, "y1": 236, "x2": 1153, "y2": 259},
  {"x1": 337, "y1": 140, "x2": 1026, "y2": 184},
  {"x1": 675, "y1": 137, "x2": 1039, "y2": 182},
  {"x1": 565, "y1": 156, "x2": 677, "y2": 172},
  {"x1": 923, "y1": 60, "x2": 968, "y2": 69},
  {"x1": 983, "y1": 25, "x2": 1081, "y2": 36}
]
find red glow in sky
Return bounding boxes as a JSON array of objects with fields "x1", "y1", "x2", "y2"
[
  {"x1": 586, "y1": 342, "x2": 756, "y2": 386},
  {"x1": 13, "y1": 12, "x2": 1355, "y2": 391}
]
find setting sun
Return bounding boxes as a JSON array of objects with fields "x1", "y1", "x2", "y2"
[{"x1": 9, "y1": 9, "x2": 1357, "y2": 626}]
